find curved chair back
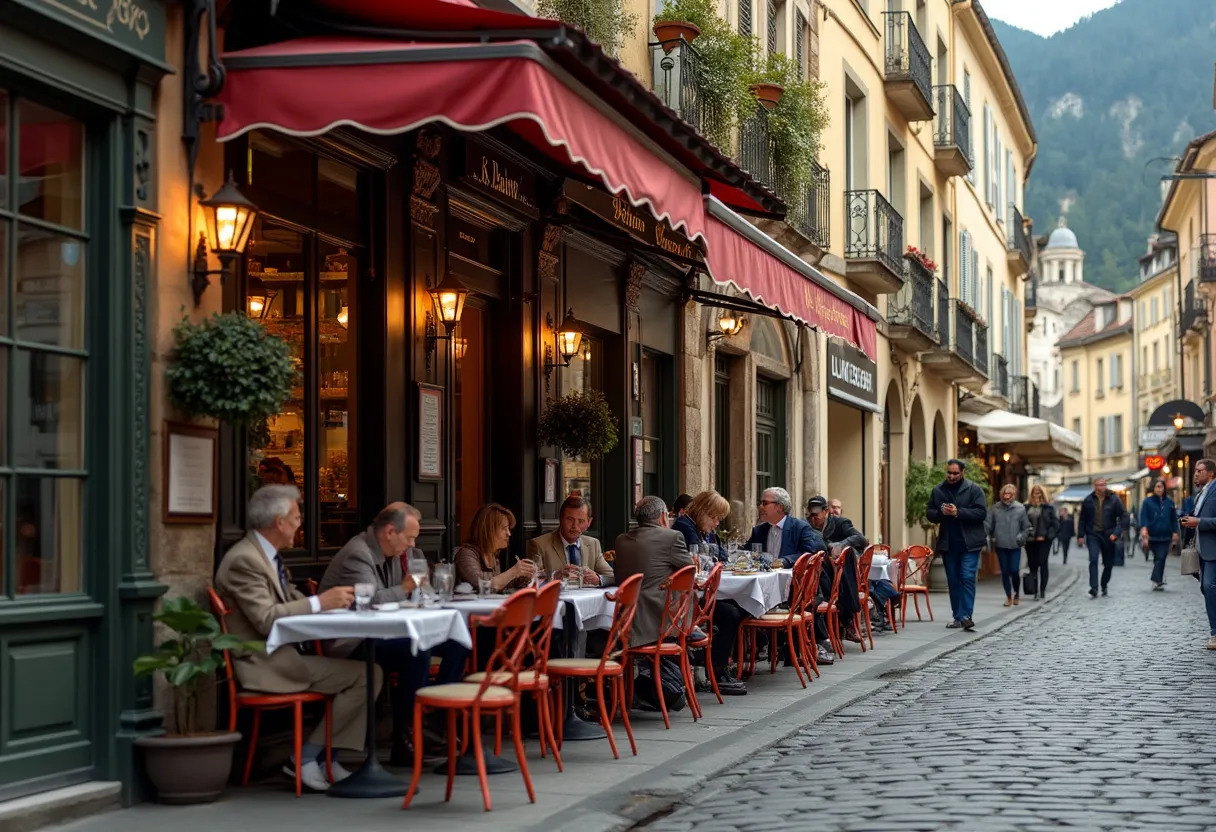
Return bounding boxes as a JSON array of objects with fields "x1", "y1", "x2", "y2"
[
  {"x1": 692, "y1": 563, "x2": 724, "y2": 633},
  {"x1": 469, "y1": 588, "x2": 537, "y2": 703},
  {"x1": 207, "y1": 587, "x2": 240, "y2": 731},
  {"x1": 657, "y1": 565, "x2": 697, "y2": 643},
  {"x1": 600, "y1": 573, "x2": 643, "y2": 664},
  {"x1": 903, "y1": 545, "x2": 934, "y2": 587},
  {"x1": 779, "y1": 553, "x2": 814, "y2": 623},
  {"x1": 525, "y1": 579, "x2": 563, "y2": 673}
]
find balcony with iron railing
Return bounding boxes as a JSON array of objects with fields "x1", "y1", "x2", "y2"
[
  {"x1": 920, "y1": 283, "x2": 982, "y2": 384},
  {"x1": 844, "y1": 189, "x2": 905, "y2": 294},
  {"x1": 779, "y1": 160, "x2": 831, "y2": 252},
  {"x1": 1010, "y1": 376, "x2": 1039, "y2": 418},
  {"x1": 1025, "y1": 272, "x2": 1038, "y2": 323},
  {"x1": 888, "y1": 256, "x2": 937, "y2": 351},
  {"x1": 650, "y1": 37, "x2": 704, "y2": 134},
  {"x1": 1200, "y1": 234, "x2": 1216, "y2": 283},
  {"x1": 974, "y1": 318, "x2": 989, "y2": 376},
  {"x1": 1180, "y1": 279, "x2": 1207, "y2": 334},
  {"x1": 1006, "y1": 204, "x2": 1031, "y2": 274},
  {"x1": 882, "y1": 12, "x2": 934, "y2": 122},
  {"x1": 932, "y1": 85, "x2": 971, "y2": 177},
  {"x1": 991, "y1": 354, "x2": 1009, "y2": 401}
]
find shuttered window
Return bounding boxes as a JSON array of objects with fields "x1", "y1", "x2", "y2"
[
  {"x1": 767, "y1": 0, "x2": 778, "y2": 53},
  {"x1": 982, "y1": 105, "x2": 991, "y2": 206},
  {"x1": 959, "y1": 230, "x2": 971, "y2": 306},
  {"x1": 1098, "y1": 417, "x2": 1107, "y2": 455},
  {"x1": 739, "y1": 0, "x2": 752, "y2": 36},
  {"x1": 964, "y1": 70, "x2": 975, "y2": 183},
  {"x1": 795, "y1": 9, "x2": 807, "y2": 75},
  {"x1": 1006, "y1": 150, "x2": 1016, "y2": 222}
]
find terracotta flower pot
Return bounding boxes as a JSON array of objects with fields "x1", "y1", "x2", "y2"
[
  {"x1": 135, "y1": 731, "x2": 241, "y2": 804},
  {"x1": 749, "y1": 82, "x2": 785, "y2": 111},
  {"x1": 653, "y1": 20, "x2": 701, "y2": 52}
]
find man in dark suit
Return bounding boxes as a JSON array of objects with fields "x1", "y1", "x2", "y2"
[
  {"x1": 1078, "y1": 477, "x2": 1129, "y2": 599},
  {"x1": 806, "y1": 495, "x2": 865, "y2": 639},
  {"x1": 1180, "y1": 458, "x2": 1216, "y2": 650},
  {"x1": 614, "y1": 496, "x2": 693, "y2": 709},
  {"x1": 747, "y1": 487, "x2": 825, "y2": 565}
]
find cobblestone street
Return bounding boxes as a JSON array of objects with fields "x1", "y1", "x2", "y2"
[{"x1": 641, "y1": 553, "x2": 1216, "y2": 832}]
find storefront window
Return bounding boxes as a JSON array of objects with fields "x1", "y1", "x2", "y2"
[
  {"x1": 560, "y1": 336, "x2": 600, "y2": 509},
  {"x1": 640, "y1": 351, "x2": 668, "y2": 499},
  {"x1": 756, "y1": 376, "x2": 786, "y2": 496},
  {"x1": 0, "y1": 92, "x2": 87, "y2": 597}
]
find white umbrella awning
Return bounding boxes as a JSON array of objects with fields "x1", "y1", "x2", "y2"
[{"x1": 957, "y1": 409, "x2": 1083, "y2": 466}]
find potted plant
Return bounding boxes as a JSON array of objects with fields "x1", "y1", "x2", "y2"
[
  {"x1": 165, "y1": 312, "x2": 295, "y2": 435},
  {"x1": 537, "y1": 0, "x2": 638, "y2": 54},
  {"x1": 653, "y1": 0, "x2": 709, "y2": 50},
  {"x1": 537, "y1": 389, "x2": 620, "y2": 460},
  {"x1": 133, "y1": 597, "x2": 262, "y2": 803},
  {"x1": 749, "y1": 81, "x2": 784, "y2": 110},
  {"x1": 904, "y1": 245, "x2": 937, "y2": 275}
]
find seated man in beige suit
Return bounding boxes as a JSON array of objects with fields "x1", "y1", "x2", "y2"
[
  {"x1": 526, "y1": 495, "x2": 614, "y2": 586},
  {"x1": 215, "y1": 484, "x2": 382, "y2": 792},
  {"x1": 613, "y1": 495, "x2": 692, "y2": 710}
]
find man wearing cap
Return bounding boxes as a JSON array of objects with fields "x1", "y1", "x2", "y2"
[{"x1": 806, "y1": 496, "x2": 866, "y2": 643}]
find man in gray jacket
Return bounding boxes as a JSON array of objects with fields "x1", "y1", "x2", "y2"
[
  {"x1": 319, "y1": 502, "x2": 468, "y2": 764},
  {"x1": 985, "y1": 485, "x2": 1031, "y2": 605}
]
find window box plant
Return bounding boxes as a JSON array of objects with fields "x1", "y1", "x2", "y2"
[
  {"x1": 538, "y1": 0, "x2": 637, "y2": 54},
  {"x1": 537, "y1": 389, "x2": 620, "y2": 461},
  {"x1": 133, "y1": 597, "x2": 261, "y2": 804},
  {"x1": 904, "y1": 245, "x2": 937, "y2": 275}
]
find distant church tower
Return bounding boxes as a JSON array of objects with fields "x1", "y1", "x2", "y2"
[{"x1": 1039, "y1": 216, "x2": 1085, "y2": 285}]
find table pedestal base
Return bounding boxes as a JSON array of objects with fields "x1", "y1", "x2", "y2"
[
  {"x1": 433, "y1": 749, "x2": 519, "y2": 776},
  {"x1": 327, "y1": 756, "x2": 408, "y2": 798},
  {"x1": 562, "y1": 713, "x2": 607, "y2": 741}
]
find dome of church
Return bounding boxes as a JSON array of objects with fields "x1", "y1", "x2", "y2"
[{"x1": 1045, "y1": 216, "x2": 1078, "y2": 250}]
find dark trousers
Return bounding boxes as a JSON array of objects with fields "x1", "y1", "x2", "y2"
[
  {"x1": 1088, "y1": 535, "x2": 1117, "y2": 591},
  {"x1": 996, "y1": 548, "x2": 1021, "y2": 598},
  {"x1": 710, "y1": 599, "x2": 746, "y2": 677},
  {"x1": 1025, "y1": 540, "x2": 1051, "y2": 594},
  {"x1": 1149, "y1": 539, "x2": 1172, "y2": 584},
  {"x1": 1057, "y1": 536, "x2": 1072, "y2": 563},
  {"x1": 371, "y1": 639, "x2": 469, "y2": 743}
]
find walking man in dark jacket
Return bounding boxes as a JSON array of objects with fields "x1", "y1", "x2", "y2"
[
  {"x1": 926, "y1": 459, "x2": 988, "y2": 631},
  {"x1": 1078, "y1": 477, "x2": 1130, "y2": 598},
  {"x1": 1055, "y1": 508, "x2": 1075, "y2": 562}
]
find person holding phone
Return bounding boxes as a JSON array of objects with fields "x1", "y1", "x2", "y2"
[
  {"x1": 1078, "y1": 477, "x2": 1129, "y2": 598},
  {"x1": 926, "y1": 460, "x2": 988, "y2": 632},
  {"x1": 1179, "y1": 458, "x2": 1216, "y2": 649}
]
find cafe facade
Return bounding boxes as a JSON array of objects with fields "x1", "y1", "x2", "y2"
[{"x1": 0, "y1": 0, "x2": 881, "y2": 809}]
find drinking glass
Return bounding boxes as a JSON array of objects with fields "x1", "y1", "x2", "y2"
[
  {"x1": 479, "y1": 572, "x2": 494, "y2": 598},
  {"x1": 407, "y1": 553, "x2": 429, "y2": 605},
  {"x1": 432, "y1": 562, "x2": 455, "y2": 602},
  {"x1": 354, "y1": 582, "x2": 374, "y2": 613}
]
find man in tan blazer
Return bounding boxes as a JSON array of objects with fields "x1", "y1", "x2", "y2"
[
  {"x1": 526, "y1": 495, "x2": 614, "y2": 586},
  {"x1": 215, "y1": 484, "x2": 381, "y2": 792}
]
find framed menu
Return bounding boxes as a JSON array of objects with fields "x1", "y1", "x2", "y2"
[
  {"x1": 163, "y1": 422, "x2": 218, "y2": 524},
  {"x1": 418, "y1": 383, "x2": 444, "y2": 480},
  {"x1": 543, "y1": 458, "x2": 558, "y2": 503}
]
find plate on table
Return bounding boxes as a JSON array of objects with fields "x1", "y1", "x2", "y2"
[{"x1": 373, "y1": 602, "x2": 400, "y2": 612}]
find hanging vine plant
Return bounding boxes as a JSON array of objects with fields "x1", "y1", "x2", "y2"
[
  {"x1": 538, "y1": 390, "x2": 620, "y2": 460},
  {"x1": 165, "y1": 312, "x2": 296, "y2": 427},
  {"x1": 749, "y1": 51, "x2": 829, "y2": 208},
  {"x1": 538, "y1": 0, "x2": 638, "y2": 55}
]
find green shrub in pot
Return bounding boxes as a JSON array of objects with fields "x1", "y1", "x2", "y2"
[{"x1": 537, "y1": 389, "x2": 620, "y2": 460}]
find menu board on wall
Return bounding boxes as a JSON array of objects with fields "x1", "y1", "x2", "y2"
[
  {"x1": 163, "y1": 423, "x2": 218, "y2": 524},
  {"x1": 418, "y1": 384, "x2": 444, "y2": 480}
]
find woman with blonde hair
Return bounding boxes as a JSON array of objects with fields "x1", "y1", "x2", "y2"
[
  {"x1": 1025, "y1": 484, "x2": 1059, "y2": 600},
  {"x1": 454, "y1": 503, "x2": 536, "y2": 592},
  {"x1": 672, "y1": 490, "x2": 731, "y2": 557}
]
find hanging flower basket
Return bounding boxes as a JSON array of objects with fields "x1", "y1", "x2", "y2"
[
  {"x1": 653, "y1": 20, "x2": 701, "y2": 51},
  {"x1": 749, "y1": 82, "x2": 785, "y2": 111},
  {"x1": 537, "y1": 390, "x2": 620, "y2": 461}
]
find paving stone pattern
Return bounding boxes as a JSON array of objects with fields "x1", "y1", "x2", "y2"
[{"x1": 641, "y1": 556, "x2": 1216, "y2": 832}]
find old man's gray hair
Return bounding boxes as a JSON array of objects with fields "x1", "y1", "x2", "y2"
[
  {"x1": 248, "y1": 484, "x2": 300, "y2": 530},
  {"x1": 634, "y1": 495, "x2": 668, "y2": 525},
  {"x1": 371, "y1": 502, "x2": 420, "y2": 534},
  {"x1": 762, "y1": 487, "x2": 792, "y2": 516}
]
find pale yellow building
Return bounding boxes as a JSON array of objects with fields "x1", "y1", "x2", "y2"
[
  {"x1": 1131, "y1": 235, "x2": 1179, "y2": 430},
  {"x1": 1060, "y1": 297, "x2": 1138, "y2": 480}
]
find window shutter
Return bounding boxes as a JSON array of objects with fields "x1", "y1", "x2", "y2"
[
  {"x1": 973, "y1": 248, "x2": 981, "y2": 313},
  {"x1": 795, "y1": 10, "x2": 806, "y2": 76},
  {"x1": 739, "y1": 0, "x2": 752, "y2": 36},
  {"x1": 1006, "y1": 150, "x2": 1016, "y2": 221},
  {"x1": 767, "y1": 0, "x2": 778, "y2": 54},
  {"x1": 959, "y1": 230, "x2": 970, "y2": 305},
  {"x1": 964, "y1": 71, "x2": 975, "y2": 183},
  {"x1": 983, "y1": 106, "x2": 992, "y2": 207}
]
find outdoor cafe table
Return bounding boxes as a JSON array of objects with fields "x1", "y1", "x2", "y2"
[
  {"x1": 718, "y1": 568, "x2": 795, "y2": 617},
  {"x1": 265, "y1": 607, "x2": 471, "y2": 799},
  {"x1": 869, "y1": 555, "x2": 901, "y2": 584}
]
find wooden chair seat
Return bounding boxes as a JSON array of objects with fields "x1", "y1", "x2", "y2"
[
  {"x1": 547, "y1": 658, "x2": 623, "y2": 674},
  {"x1": 416, "y1": 682, "x2": 516, "y2": 707},
  {"x1": 465, "y1": 669, "x2": 549, "y2": 690}
]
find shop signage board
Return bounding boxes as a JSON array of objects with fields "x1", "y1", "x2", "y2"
[
  {"x1": 25, "y1": 0, "x2": 166, "y2": 64},
  {"x1": 826, "y1": 339, "x2": 879, "y2": 413},
  {"x1": 463, "y1": 139, "x2": 537, "y2": 215},
  {"x1": 1144, "y1": 455, "x2": 1165, "y2": 471},
  {"x1": 1139, "y1": 426, "x2": 1173, "y2": 449},
  {"x1": 561, "y1": 180, "x2": 705, "y2": 264}
]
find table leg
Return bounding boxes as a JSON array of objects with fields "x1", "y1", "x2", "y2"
[
  {"x1": 328, "y1": 640, "x2": 409, "y2": 798},
  {"x1": 560, "y1": 603, "x2": 606, "y2": 742}
]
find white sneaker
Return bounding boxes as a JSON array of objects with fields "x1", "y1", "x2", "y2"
[
  {"x1": 282, "y1": 758, "x2": 332, "y2": 791},
  {"x1": 330, "y1": 760, "x2": 353, "y2": 782}
]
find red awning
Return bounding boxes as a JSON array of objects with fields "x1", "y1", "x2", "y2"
[
  {"x1": 306, "y1": 0, "x2": 558, "y2": 30},
  {"x1": 217, "y1": 38, "x2": 707, "y2": 241},
  {"x1": 703, "y1": 198, "x2": 879, "y2": 360}
]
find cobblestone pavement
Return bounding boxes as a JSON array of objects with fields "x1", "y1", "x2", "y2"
[{"x1": 640, "y1": 553, "x2": 1216, "y2": 832}]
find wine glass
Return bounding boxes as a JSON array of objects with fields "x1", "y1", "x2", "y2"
[
  {"x1": 354, "y1": 582, "x2": 374, "y2": 614},
  {"x1": 432, "y1": 562, "x2": 455, "y2": 602},
  {"x1": 407, "y1": 553, "x2": 429, "y2": 605}
]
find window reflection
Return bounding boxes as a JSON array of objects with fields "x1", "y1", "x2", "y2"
[
  {"x1": 15, "y1": 224, "x2": 85, "y2": 349},
  {"x1": 12, "y1": 351, "x2": 83, "y2": 470},
  {"x1": 559, "y1": 336, "x2": 599, "y2": 508},
  {"x1": 16, "y1": 99, "x2": 84, "y2": 230},
  {"x1": 14, "y1": 477, "x2": 83, "y2": 596},
  {"x1": 317, "y1": 242, "x2": 357, "y2": 548}
]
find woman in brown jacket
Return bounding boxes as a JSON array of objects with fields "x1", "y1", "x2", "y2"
[{"x1": 454, "y1": 503, "x2": 537, "y2": 592}]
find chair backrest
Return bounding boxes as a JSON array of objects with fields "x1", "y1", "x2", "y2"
[
  {"x1": 207, "y1": 587, "x2": 240, "y2": 724},
  {"x1": 600, "y1": 573, "x2": 643, "y2": 666},
  {"x1": 692, "y1": 563, "x2": 724, "y2": 629},
  {"x1": 825, "y1": 547, "x2": 848, "y2": 604},
  {"x1": 524, "y1": 579, "x2": 563, "y2": 672},
  {"x1": 856, "y1": 545, "x2": 881, "y2": 602},
  {"x1": 777, "y1": 553, "x2": 813, "y2": 622},
  {"x1": 471, "y1": 587, "x2": 537, "y2": 702},
  {"x1": 903, "y1": 545, "x2": 934, "y2": 586},
  {"x1": 890, "y1": 549, "x2": 911, "y2": 592},
  {"x1": 656, "y1": 564, "x2": 697, "y2": 642}
]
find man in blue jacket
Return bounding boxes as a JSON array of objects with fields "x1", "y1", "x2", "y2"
[
  {"x1": 926, "y1": 459, "x2": 988, "y2": 632},
  {"x1": 748, "y1": 487, "x2": 825, "y2": 565},
  {"x1": 1078, "y1": 477, "x2": 1129, "y2": 598},
  {"x1": 1180, "y1": 458, "x2": 1216, "y2": 649}
]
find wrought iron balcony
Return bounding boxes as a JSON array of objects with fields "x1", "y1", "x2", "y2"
[
  {"x1": 1026, "y1": 272, "x2": 1038, "y2": 313},
  {"x1": 1201, "y1": 234, "x2": 1216, "y2": 283},
  {"x1": 1181, "y1": 279, "x2": 1207, "y2": 334},
  {"x1": 932, "y1": 85, "x2": 971, "y2": 177},
  {"x1": 888, "y1": 256, "x2": 937, "y2": 350},
  {"x1": 975, "y1": 318, "x2": 989, "y2": 376},
  {"x1": 992, "y1": 354, "x2": 1009, "y2": 400},
  {"x1": 952, "y1": 300, "x2": 976, "y2": 369},
  {"x1": 1007, "y1": 204, "x2": 1031, "y2": 273},
  {"x1": 738, "y1": 107, "x2": 775, "y2": 192},
  {"x1": 650, "y1": 39, "x2": 703, "y2": 134},
  {"x1": 883, "y1": 12, "x2": 934, "y2": 121},
  {"x1": 844, "y1": 189, "x2": 905, "y2": 294},
  {"x1": 935, "y1": 278, "x2": 950, "y2": 346},
  {"x1": 1010, "y1": 375, "x2": 1036, "y2": 417}
]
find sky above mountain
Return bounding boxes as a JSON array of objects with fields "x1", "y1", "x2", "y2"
[{"x1": 982, "y1": 0, "x2": 1121, "y2": 36}]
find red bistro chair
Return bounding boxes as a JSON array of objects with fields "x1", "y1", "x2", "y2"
[
  {"x1": 856, "y1": 545, "x2": 890, "y2": 651},
  {"x1": 901, "y1": 545, "x2": 935, "y2": 624},
  {"x1": 736, "y1": 553, "x2": 817, "y2": 687},
  {"x1": 883, "y1": 550, "x2": 907, "y2": 634},
  {"x1": 403, "y1": 587, "x2": 537, "y2": 813},
  {"x1": 207, "y1": 587, "x2": 333, "y2": 797},
  {"x1": 817, "y1": 549, "x2": 848, "y2": 658},
  {"x1": 687, "y1": 563, "x2": 724, "y2": 705},
  {"x1": 547, "y1": 573, "x2": 643, "y2": 759},
  {"x1": 624, "y1": 564, "x2": 701, "y2": 727}
]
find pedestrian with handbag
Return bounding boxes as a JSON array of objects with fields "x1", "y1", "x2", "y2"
[
  {"x1": 1024, "y1": 485, "x2": 1059, "y2": 600},
  {"x1": 1139, "y1": 478, "x2": 1179, "y2": 592},
  {"x1": 985, "y1": 484, "x2": 1031, "y2": 606},
  {"x1": 1179, "y1": 458, "x2": 1216, "y2": 649}
]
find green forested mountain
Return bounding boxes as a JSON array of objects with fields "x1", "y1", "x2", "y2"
[{"x1": 991, "y1": 0, "x2": 1216, "y2": 292}]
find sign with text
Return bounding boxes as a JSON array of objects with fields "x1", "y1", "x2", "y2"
[
  {"x1": 562, "y1": 180, "x2": 704, "y2": 264},
  {"x1": 826, "y1": 339, "x2": 879, "y2": 413},
  {"x1": 1139, "y1": 426, "x2": 1173, "y2": 450},
  {"x1": 30, "y1": 0, "x2": 165, "y2": 64},
  {"x1": 464, "y1": 140, "x2": 536, "y2": 213}
]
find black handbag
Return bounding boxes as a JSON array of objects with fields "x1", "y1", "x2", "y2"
[{"x1": 1022, "y1": 570, "x2": 1038, "y2": 596}]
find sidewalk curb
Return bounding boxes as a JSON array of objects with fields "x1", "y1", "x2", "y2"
[{"x1": 535, "y1": 566, "x2": 1082, "y2": 832}]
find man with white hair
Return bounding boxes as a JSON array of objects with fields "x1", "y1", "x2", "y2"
[{"x1": 215, "y1": 485, "x2": 381, "y2": 792}]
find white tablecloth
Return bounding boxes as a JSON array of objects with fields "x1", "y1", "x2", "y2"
[
  {"x1": 265, "y1": 608, "x2": 472, "y2": 655},
  {"x1": 869, "y1": 556, "x2": 902, "y2": 584},
  {"x1": 441, "y1": 588, "x2": 616, "y2": 631},
  {"x1": 718, "y1": 569, "x2": 793, "y2": 618}
]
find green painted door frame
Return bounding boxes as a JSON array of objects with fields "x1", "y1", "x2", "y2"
[{"x1": 0, "y1": 0, "x2": 169, "y2": 805}]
